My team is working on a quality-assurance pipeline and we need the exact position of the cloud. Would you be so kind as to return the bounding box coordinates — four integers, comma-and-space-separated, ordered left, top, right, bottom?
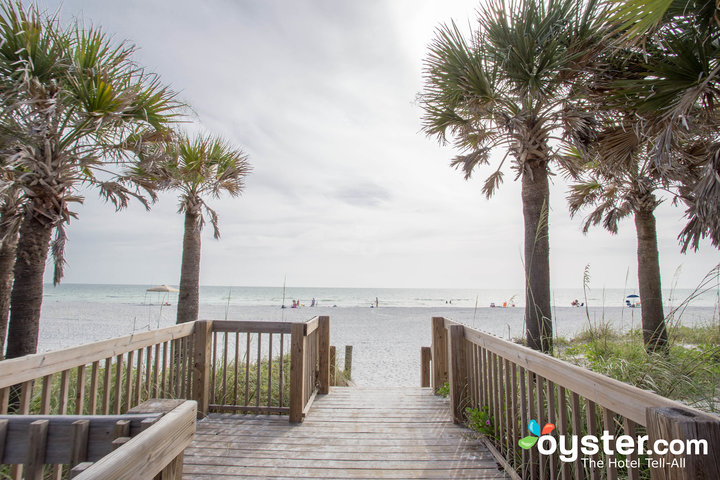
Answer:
32, 0, 720, 290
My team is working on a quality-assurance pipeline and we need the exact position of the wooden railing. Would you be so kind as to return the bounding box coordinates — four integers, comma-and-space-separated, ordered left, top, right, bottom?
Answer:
0, 399, 195, 480
0, 323, 196, 417
73, 400, 195, 480
193, 316, 329, 422
427, 317, 720, 480
0, 316, 330, 478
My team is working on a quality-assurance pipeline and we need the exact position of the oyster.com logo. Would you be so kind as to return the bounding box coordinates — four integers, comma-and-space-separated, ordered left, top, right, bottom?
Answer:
518, 419, 555, 449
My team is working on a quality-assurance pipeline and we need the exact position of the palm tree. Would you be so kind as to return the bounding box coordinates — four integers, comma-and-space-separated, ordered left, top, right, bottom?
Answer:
607, 0, 720, 252
566, 115, 675, 351
420, 0, 604, 352
133, 133, 250, 324
0, 2, 180, 359
0, 186, 22, 359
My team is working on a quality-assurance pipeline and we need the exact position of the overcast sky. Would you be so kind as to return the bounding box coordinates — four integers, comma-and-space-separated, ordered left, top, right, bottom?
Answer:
36, 0, 718, 290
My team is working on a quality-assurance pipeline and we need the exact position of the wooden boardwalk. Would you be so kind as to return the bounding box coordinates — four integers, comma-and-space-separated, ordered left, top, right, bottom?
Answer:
183, 387, 509, 479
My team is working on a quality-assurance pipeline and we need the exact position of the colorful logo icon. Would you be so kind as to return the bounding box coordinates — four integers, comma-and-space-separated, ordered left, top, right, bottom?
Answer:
518, 419, 555, 449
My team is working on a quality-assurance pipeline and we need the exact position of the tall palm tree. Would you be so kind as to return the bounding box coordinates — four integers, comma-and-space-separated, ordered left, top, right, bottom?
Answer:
0, 186, 22, 359
420, 0, 604, 352
0, 2, 180, 359
133, 133, 250, 324
566, 115, 675, 351
607, 0, 720, 252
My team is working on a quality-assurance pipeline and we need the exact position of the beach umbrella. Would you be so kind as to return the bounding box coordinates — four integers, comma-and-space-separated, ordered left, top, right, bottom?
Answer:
146, 284, 179, 292
626, 294, 639, 298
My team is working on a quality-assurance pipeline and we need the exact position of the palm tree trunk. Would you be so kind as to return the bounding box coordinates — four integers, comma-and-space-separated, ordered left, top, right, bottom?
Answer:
0, 219, 20, 360
634, 208, 668, 352
5, 212, 53, 359
522, 162, 553, 353
177, 209, 201, 324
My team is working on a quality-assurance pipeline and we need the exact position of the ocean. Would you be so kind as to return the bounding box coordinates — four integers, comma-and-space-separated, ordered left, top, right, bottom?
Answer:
35, 283, 719, 386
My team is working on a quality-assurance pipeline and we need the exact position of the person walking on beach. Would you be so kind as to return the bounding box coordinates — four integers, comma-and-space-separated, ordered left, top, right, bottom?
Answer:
375, 297, 379, 308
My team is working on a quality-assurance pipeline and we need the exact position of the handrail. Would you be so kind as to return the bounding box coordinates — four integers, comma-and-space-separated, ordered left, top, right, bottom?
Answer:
73, 400, 196, 480
193, 316, 329, 422
429, 316, 720, 480
444, 317, 692, 426
0, 322, 195, 390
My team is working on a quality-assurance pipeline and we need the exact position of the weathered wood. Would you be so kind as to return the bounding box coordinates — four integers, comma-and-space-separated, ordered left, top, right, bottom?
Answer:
155, 452, 184, 480
191, 320, 212, 418
344, 345, 353, 380
570, 392, 583, 480
70, 420, 89, 467
420, 346, 431, 388
211, 320, 293, 334
431, 317, 448, 394
459, 320, 701, 426
0, 418, 7, 463
76, 364, 87, 415
624, 418, 640, 480
18, 380, 33, 414
279, 333, 285, 407
113, 355, 123, 414
73, 401, 196, 480
585, 399, 600, 480
113, 420, 130, 440
111, 437, 131, 450
289, 323, 306, 423
0, 387, 8, 414
40, 374, 52, 414
646, 406, 720, 480
89, 362, 99, 415
128, 398, 186, 415
329, 346, 336, 386
102, 357, 112, 415
448, 325, 468, 424
602, 407, 618, 480
184, 388, 508, 479
124, 350, 135, 412
25, 419, 49, 480
0, 323, 195, 389
318, 316, 330, 394
69, 462, 92, 479
557, 386, 571, 480
304, 316, 319, 335
134, 348, 144, 406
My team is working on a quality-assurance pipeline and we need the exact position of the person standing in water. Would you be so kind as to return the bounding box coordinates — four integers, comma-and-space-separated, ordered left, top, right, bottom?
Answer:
375, 297, 379, 308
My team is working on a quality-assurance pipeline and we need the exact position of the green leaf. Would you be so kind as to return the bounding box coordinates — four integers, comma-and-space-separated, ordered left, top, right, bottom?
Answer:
518, 436, 538, 449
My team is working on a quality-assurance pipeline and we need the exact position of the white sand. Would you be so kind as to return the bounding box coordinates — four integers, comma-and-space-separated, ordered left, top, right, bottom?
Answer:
37, 303, 716, 386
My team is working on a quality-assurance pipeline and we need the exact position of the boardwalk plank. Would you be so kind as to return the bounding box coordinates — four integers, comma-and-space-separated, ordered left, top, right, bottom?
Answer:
183, 387, 510, 479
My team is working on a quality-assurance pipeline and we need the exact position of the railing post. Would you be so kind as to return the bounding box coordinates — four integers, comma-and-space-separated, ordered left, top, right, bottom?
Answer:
289, 323, 306, 423
646, 406, 720, 479
192, 320, 212, 418
329, 346, 336, 386
344, 345, 353, 380
431, 317, 448, 394
318, 316, 330, 394
420, 347, 431, 388
448, 324, 468, 424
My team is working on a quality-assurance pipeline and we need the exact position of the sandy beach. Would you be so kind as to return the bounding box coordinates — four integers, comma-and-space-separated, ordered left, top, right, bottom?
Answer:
38, 302, 717, 387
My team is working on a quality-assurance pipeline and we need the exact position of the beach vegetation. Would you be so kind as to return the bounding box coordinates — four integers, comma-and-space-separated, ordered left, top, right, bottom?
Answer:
558, 320, 720, 413
465, 405, 494, 437
437, 381, 450, 398
130, 132, 251, 324
0, 0, 181, 359
420, 0, 607, 353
